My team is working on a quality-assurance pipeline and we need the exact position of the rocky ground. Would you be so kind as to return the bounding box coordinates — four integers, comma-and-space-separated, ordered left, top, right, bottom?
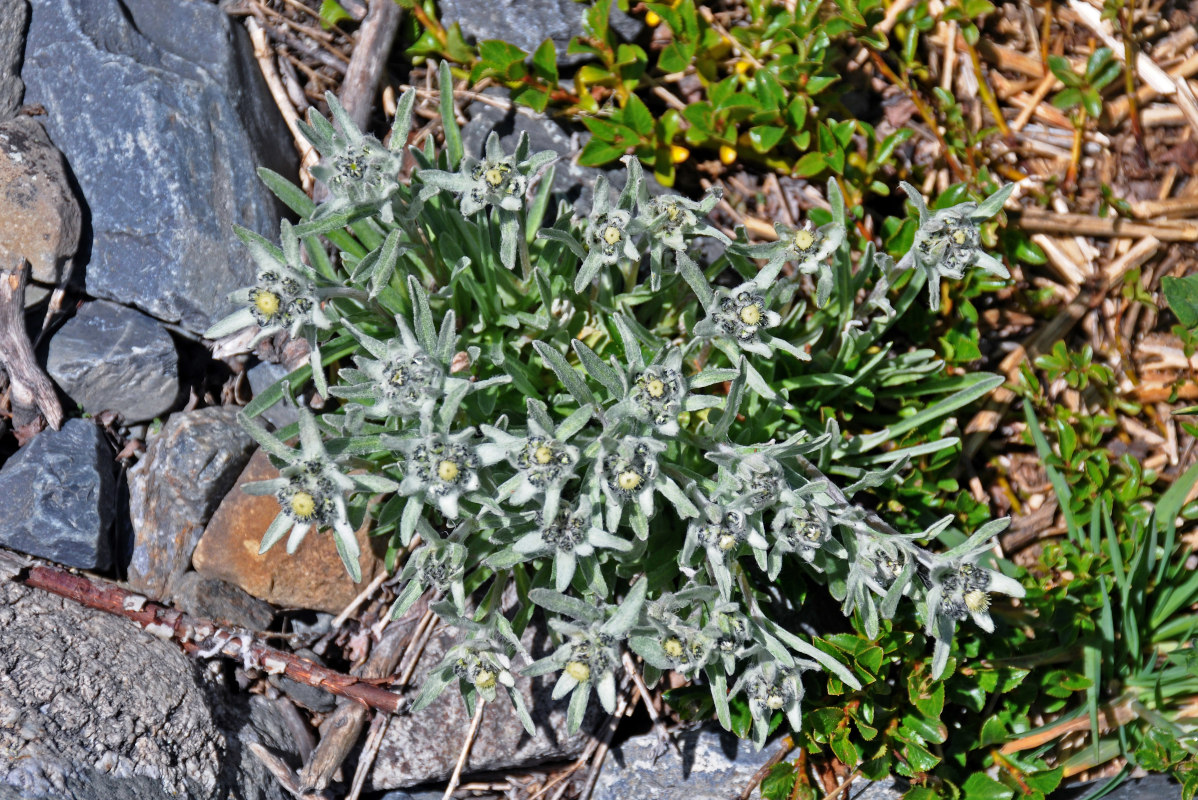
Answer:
0, 0, 1190, 799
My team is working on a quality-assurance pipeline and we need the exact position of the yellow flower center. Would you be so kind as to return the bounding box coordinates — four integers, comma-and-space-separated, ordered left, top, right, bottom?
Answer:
565, 661, 591, 682
951, 229, 968, 245
617, 470, 643, 491
290, 491, 316, 519
255, 291, 281, 317
438, 460, 460, 482
794, 229, 816, 252
765, 691, 786, 710
646, 378, 665, 398
718, 534, 738, 551
484, 167, 505, 187
964, 590, 990, 613
663, 638, 684, 658
474, 669, 496, 689
739, 304, 762, 326
602, 225, 622, 245
666, 204, 680, 221
534, 445, 554, 465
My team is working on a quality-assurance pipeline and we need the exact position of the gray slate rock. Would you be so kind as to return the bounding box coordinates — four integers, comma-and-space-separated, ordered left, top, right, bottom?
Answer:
171, 572, 275, 632
0, 0, 27, 120
0, 115, 81, 292
21, 0, 296, 334
1058, 774, 1183, 799
246, 361, 300, 430
0, 549, 288, 800
438, 0, 641, 67
369, 621, 597, 790
126, 405, 256, 600
593, 725, 903, 800
0, 419, 114, 570
46, 300, 179, 423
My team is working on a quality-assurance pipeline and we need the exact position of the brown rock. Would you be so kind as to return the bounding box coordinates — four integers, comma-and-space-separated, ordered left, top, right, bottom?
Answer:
192, 449, 385, 613
0, 116, 81, 287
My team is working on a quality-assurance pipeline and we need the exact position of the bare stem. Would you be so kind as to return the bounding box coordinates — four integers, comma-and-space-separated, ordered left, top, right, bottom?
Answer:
442, 699, 486, 800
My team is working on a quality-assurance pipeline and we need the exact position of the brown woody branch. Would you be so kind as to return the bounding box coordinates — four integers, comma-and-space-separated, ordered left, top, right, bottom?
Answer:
22, 564, 406, 715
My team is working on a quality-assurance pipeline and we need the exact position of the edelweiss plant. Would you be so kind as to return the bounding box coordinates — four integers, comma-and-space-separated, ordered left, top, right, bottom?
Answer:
207, 63, 1025, 750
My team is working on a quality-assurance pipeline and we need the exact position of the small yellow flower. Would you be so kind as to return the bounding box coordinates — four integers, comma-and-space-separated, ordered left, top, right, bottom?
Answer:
484, 166, 506, 187
739, 304, 762, 326
793, 229, 815, 252
645, 9, 661, 26
719, 145, 737, 165
438, 460, 460, 482
254, 290, 281, 318
964, 590, 990, 613
535, 445, 554, 465
670, 145, 690, 164
474, 669, 496, 690
290, 491, 316, 519
617, 470, 643, 491
662, 638, 684, 658
565, 661, 591, 682
646, 378, 665, 398
602, 225, 622, 245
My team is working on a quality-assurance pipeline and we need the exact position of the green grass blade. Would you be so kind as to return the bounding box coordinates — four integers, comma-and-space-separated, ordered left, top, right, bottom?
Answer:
1152, 460, 1198, 584
1023, 398, 1082, 543
439, 60, 463, 168
855, 374, 1002, 451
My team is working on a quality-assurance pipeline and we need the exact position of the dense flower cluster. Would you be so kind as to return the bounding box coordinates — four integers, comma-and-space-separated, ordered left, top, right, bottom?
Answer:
207, 71, 1024, 747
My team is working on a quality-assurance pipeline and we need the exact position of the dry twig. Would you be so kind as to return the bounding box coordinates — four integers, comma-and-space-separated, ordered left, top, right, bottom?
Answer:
0, 260, 62, 431
442, 699, 487, 800
339, 0, 403, 130
247, 17, 318, 191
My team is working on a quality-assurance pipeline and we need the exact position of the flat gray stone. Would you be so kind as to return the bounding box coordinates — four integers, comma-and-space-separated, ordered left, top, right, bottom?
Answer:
245, 361, 300, 430
593, 725, 904, 800
126, 405, 256, 600
21, 0, 296, 334
171, 572, 275, 632
46, 300, 179, 423
0, 550, 288, 800
1058, 774, 1183, 799
0, 0, 27, 120
593, 725, 782, 800
0, 419, 115, 570
438, 0, 641, 67
368, 621, 597, 790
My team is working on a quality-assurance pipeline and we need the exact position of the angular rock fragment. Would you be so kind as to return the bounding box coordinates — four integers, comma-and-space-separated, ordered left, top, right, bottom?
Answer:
0, 419, 115, 569
126, 405, 255, 600
21, 0, 296, 334
46, 300, 180, 424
